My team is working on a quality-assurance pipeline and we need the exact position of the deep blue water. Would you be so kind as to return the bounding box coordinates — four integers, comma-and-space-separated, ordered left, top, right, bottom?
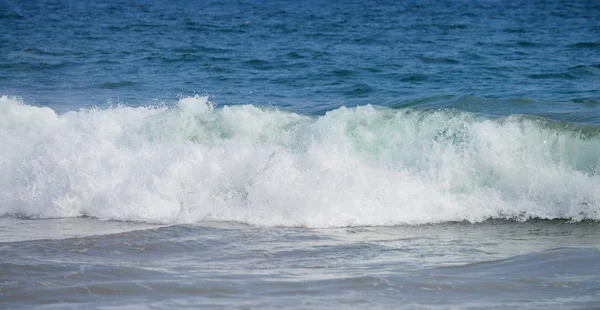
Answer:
2, 0, 599, 117
2, 1, 600, 309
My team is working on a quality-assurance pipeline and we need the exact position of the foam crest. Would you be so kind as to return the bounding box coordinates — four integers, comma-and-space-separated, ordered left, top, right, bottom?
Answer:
1, 95, 599, 227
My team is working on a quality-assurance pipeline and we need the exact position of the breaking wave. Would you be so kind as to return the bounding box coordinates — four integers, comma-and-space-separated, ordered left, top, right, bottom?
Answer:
1, 95, 599, 227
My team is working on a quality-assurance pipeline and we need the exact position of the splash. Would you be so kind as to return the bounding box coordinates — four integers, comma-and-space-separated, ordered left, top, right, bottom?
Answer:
1, 95, 599, 227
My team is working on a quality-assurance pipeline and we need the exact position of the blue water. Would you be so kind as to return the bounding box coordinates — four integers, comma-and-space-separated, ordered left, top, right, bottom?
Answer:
1, 0, 600, 309
2, 0, 599, 116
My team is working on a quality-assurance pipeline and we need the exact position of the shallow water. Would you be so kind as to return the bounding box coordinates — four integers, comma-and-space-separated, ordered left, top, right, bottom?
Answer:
1, 219, 599, 309
1, 0, 600, 308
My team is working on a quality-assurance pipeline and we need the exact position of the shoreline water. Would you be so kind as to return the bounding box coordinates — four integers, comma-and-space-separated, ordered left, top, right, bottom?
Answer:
1, 218, 599, 309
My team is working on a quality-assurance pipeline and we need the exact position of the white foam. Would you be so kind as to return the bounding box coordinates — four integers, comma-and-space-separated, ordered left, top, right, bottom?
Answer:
1, 95, 599, 227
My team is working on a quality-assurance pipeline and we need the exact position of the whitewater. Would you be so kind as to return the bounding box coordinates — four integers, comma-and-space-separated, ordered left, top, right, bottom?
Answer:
2, 95, 599, 227
3, 0, 600, 308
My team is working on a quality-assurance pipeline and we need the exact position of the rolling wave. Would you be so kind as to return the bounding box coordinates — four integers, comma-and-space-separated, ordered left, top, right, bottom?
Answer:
1, 95, 599, 227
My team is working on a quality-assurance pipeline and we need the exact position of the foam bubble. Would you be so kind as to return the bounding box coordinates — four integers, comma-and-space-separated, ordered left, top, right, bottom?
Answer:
1, 95, 599, 227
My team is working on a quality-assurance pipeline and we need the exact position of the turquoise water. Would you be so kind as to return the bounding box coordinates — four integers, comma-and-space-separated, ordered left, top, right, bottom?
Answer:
1, 0, 600, 309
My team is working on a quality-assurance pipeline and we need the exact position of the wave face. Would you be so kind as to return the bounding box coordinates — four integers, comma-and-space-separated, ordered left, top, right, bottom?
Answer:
1, 95, 599, 227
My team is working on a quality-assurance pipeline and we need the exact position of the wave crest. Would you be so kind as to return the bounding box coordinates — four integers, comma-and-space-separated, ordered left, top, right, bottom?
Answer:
1, 95, 599, 227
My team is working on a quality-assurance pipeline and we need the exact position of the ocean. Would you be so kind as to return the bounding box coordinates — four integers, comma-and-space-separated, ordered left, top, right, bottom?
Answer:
1, 0, 599, 309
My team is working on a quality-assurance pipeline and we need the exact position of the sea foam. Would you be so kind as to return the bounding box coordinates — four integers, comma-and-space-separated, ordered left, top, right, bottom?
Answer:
1, 95, 599, 227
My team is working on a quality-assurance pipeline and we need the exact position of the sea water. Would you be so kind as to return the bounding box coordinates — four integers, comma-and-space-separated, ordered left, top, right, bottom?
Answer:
1, 0, 599, 309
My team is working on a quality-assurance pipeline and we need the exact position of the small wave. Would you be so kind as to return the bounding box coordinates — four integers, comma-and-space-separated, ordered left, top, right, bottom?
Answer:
328, 69, 355, 77
526, 72, 575, 80
2, 61, 78, 71
100, 81, 135, 89
1, 95, 599, 227
343, 83, 375, 96
515, 41, 546, 48
418, 56, 459, 65
173, 46, 232, 55
437, 248, 600, 278
502, 27, 526, 33
286, 52, 305, 59
400, 73, 428, 83
242, 59, 276, 70
443, 24, 467, 29
568, 64, 600, 76
568, 42, 600, 49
